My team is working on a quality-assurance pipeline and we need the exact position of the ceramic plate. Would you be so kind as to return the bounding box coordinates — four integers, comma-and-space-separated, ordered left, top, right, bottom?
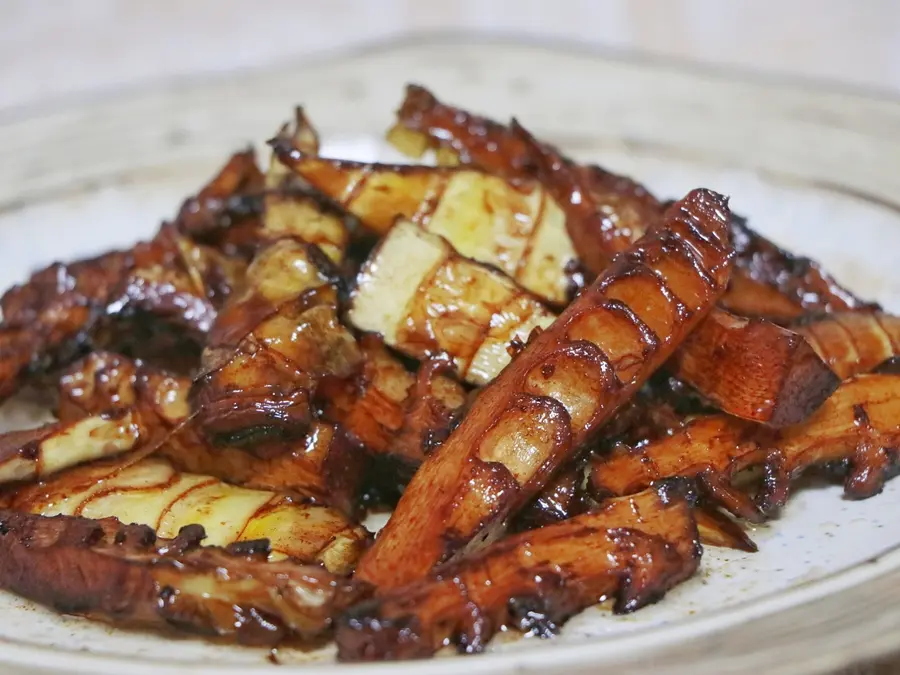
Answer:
1, 38, 899, 675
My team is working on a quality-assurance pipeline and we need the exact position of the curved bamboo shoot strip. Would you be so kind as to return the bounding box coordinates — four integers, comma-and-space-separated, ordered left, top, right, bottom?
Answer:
5, 456, 370, 574
590, 374, 900, 519
338, 487, 699, 661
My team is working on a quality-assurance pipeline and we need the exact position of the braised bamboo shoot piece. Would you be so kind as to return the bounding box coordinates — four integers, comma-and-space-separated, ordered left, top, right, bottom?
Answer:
0, 250, 132, 399
56, 351, 366, 514
319, 335, 467, 466
355, 188, 732, 589
0, 413, 143, 485
5, 456, 370, 574
795, 312, 900, 379
271, 137, 577, 305
722, 214, 876, 320
194, 239, 360, 446
668, 308, 839, 427
338, 487, 699, 660
349, 221, 556, 385
175, 149, 266, 258
590, 374, 900, 518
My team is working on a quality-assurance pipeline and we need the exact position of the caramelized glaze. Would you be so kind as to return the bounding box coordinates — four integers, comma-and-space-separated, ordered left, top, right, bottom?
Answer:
591, 374, 900, 518
338, 487, 698, 660
356, 189, 732, 590
0, 510, 366, 645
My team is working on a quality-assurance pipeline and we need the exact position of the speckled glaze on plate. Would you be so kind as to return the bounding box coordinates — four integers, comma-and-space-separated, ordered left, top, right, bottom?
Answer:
0, 37, 899, 675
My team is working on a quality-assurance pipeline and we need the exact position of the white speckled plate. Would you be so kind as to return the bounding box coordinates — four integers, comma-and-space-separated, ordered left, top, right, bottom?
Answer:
1, 37, 900, 675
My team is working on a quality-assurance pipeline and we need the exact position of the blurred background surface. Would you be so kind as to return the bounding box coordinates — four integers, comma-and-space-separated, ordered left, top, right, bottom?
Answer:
2, 0, 900, 114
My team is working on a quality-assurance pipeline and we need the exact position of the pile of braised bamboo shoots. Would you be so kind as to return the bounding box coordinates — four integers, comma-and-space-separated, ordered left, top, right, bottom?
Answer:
0, 85, 896, 661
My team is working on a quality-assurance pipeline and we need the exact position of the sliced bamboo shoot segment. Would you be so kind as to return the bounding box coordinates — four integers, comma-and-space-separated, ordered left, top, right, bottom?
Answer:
350, 220, 555, 385
272, 140, 577, 305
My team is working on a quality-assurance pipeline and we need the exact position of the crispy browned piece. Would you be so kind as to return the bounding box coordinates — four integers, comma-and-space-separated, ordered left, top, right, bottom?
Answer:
591, 415, 764, 521
275, 107, 320, 157
387, 83, 537, 176
794, 312, 900, 379
319, 336, 466, 466
0, 510, 366, 646
511, 119, 662, 273
57, 350, 185, 423
175, 149, 266, 259
514, 471, 756, 552
0, 249, 132, 399
389, 84, 661, 263
669, 308, 839, 427
0, 220, 249, 401
176, 121, 358, 266
6, 454, 370, 573
513, 460, 756, 552
720, 215, 876, 321
337, 487, 699, 661
319, 339, 469, 506
0, 327, 49, 399
194, 239, 360, 447
356, 189, 732, 589
263, 111, 362, 264
56, 351, 365, 514
590, 374, 900, 519
1, 251, 131, 329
